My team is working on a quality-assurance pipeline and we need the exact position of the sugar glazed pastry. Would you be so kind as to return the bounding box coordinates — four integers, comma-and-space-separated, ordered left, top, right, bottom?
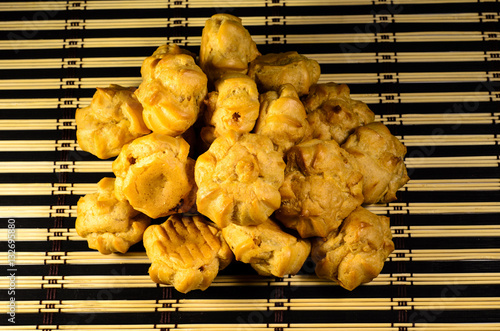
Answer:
303, 83, 375, 144
135, 44, 208, 136
75, 84, 150, 159
222, 218, 311, 277
312, 206, 394, 291
342, 122, 410, 204
200, 14, 260, 85
195, 132, 285, 228
248, 51, 321, 96
201, 73, 260, 146
276, 139, 364, 238
112, 133, 196, 219
75, 177, 151, 254
143, 215, 233, 293
253, 84, 309, 154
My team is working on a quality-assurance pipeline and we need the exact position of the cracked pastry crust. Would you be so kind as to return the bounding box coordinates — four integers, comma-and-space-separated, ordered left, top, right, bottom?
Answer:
275, 139, 364, 238
303, 83, 375, 144
342, 121, 410, 204
248, 51, 321, 96
75, 177, 151, 254
135, 44, 208, 136
143, 215, 233, 293
195, 131, 285, 228
201, 73, 260, 146
253, 84, 309, 154
200, 14, 260, 85
112, 133, 196, 219
222, 218, 311, 277
311, 206, 395, 291
75, 84, 150, 159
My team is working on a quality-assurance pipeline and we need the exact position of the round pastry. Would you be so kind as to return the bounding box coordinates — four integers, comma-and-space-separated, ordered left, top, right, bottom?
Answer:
75, 177, 151, 254
195, 131, 285, 228
143, 215, 233, 293
135, 44, 208, 136
253, 84, 309, 153
75, 84, 150, 159
200, 14, 260, 85
311, 206, 395, 291
303, 82, 375, 144
276, 139, 364, 238
112, 133, 196, 219
201, 73, 260, 146
341, 121, 410, 204
248, 51, 321, 96
222, 218, 311, 277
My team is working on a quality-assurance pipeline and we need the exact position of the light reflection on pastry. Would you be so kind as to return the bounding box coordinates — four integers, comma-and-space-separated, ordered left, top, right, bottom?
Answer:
311, 206, 394, 291
200, 14, 260, 85
222, 218, 311, 277
143, 215, 233, 293
201, 73, 260, 146
276, 139, 364, 238
112, 133, 196, 219
248, 51, 320, 96
303, 82, 375, 144
75, 84, 150, 159
253, 84, 309, 153
135, 44, 207, 136
342, 121, 410, 204
75, 177, 151, 254
195, 132, 285, 228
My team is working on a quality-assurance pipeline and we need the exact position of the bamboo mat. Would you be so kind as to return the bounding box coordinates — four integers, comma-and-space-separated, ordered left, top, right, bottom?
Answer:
1, 0, 499, 330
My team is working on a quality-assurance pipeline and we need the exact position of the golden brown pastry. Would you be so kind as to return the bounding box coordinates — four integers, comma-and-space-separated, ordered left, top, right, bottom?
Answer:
195, 131, 285, 228
200, 14, 260, 85
143, 215, 233, 293
312, 206, 394, 291
135, 44, 208, 136
112, 133, 196, 219
253, 84, 309, 153
342, 122, 410, 204
303, 83, 375, 144
222, 218, 310, 277
75, 177, 151, 254
75, 84, 150, 159
276, 139, 364, 238
248, 51, 321, 96
201, 73, 260, 145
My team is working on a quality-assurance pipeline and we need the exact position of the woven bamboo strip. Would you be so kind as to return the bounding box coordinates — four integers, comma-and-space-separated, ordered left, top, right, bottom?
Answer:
1, 178, 497, 197
3, 224, 500, 242
2, 51, 497, 70
2, 31, 498, 51
2, 134, 498, 152
0, 119, 75, 130
1, 297, 499, 314
1, 323, 500, 331
1, 249, 499, 266
0, 161, 113, 173
2, 273, 500, 290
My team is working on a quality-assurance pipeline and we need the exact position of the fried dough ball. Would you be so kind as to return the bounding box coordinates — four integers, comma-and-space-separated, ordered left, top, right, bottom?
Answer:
143, 215, 233, 293
112, 133, 196, 219
304, 83, 375, 144
75, 177, 151, 254
312, 206, 394, 291
75, 84, 150, 159
276, 139, 364, 238
135, 44, 208, 136
201, 73, 260, 145
248, 51, 321, 96
342, 122, 410, 204
200, 14, 260, 85
253, 84, 309, 153
222, 218, 311, 277
195, 132, 285, 228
